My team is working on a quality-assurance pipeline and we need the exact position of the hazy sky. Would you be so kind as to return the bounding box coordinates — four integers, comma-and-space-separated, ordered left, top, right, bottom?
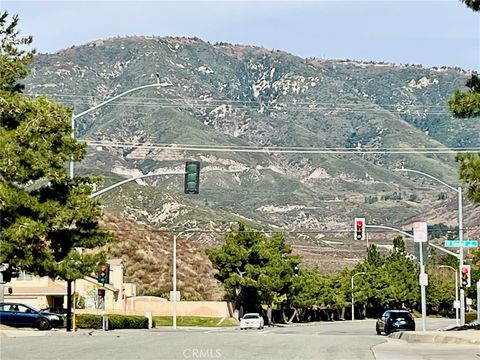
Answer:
3, 0, 480, 70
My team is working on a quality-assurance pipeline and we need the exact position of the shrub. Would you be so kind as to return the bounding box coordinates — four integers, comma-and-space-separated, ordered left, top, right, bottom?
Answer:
108, 315, 151, 329
76, 314, 152, 330
76, 314, 102, 329
465, 311, 477, 324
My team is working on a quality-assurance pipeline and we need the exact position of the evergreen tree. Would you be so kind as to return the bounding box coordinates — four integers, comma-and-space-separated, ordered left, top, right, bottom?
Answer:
207, 222, 300, 320
460, 0, 480, 11
449, 3, 480, 204
0, 12, 111, 281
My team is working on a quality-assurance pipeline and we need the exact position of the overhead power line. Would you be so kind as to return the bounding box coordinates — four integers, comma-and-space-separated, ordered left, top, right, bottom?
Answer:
83, 140, 480, 154
27, 93, 456, 115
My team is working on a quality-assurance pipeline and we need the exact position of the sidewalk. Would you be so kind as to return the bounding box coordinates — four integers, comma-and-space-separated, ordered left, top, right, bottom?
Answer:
0, 328, 69, 337
389, 330, 480, 345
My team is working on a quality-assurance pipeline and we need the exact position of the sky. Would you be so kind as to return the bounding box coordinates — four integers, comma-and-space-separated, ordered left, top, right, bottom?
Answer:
3, 0, 480, 70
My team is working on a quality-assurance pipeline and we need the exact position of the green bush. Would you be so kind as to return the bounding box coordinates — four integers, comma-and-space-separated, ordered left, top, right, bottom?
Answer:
465, 311, 477, 324
108, 315, 151, 329
76, 314, 102, 329
76, 314, 152, 329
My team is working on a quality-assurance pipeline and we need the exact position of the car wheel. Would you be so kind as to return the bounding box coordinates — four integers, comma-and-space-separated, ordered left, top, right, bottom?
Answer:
36, 318, 50, 331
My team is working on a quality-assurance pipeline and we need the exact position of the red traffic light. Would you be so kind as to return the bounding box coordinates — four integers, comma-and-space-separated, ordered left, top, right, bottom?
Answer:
354, 218, 366, 241
461, 265, 471, 287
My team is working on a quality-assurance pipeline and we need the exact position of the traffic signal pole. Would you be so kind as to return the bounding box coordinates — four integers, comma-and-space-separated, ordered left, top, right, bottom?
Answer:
366, 223, 461, 332
66, 280, 72, 332
477, 281, 480, 324
458, 186, 465, 326
394, 169, 465, 326
419, 240, 427, 332
173, 234, 177, 330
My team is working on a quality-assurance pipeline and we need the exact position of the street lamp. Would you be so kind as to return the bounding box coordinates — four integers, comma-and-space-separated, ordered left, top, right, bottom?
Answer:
439, 265, 459, 326
351, 272, 366, 321
66, 78, 173, 331
69, 76, 173, 179
170, 230, 195, 330
394, 167, 465, 325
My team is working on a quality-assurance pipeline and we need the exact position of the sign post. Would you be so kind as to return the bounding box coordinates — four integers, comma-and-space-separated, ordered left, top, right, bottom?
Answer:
413, 222, 428, 332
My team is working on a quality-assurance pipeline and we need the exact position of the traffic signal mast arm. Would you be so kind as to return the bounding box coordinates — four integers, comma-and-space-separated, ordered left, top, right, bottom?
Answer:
365, 224, 460, 259
89, 171, 186, 199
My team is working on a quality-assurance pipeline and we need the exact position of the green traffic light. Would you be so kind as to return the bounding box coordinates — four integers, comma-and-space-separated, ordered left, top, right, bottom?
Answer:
184, 161, 200, 194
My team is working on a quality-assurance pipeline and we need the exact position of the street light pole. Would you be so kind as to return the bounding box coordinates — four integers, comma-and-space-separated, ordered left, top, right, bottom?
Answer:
65, 79, 172, 332
351, 272, 366, 321
439, 265, 459, 326
394, 168, 465, 325
173, 233, 178, 330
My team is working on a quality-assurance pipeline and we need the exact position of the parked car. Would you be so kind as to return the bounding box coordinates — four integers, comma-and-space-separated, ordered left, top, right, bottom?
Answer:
40, 307, 68, 316
240, 313, 264, 330
0, 302, 63, 330
40, 307, 68, 325
376, 310, 415, 335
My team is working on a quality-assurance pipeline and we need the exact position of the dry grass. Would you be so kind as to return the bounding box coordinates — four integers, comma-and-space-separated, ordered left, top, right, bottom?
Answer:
101, 214, 224, 300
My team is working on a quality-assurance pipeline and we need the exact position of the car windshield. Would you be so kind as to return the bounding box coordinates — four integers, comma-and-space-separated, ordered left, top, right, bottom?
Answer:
243, 314, 259, 319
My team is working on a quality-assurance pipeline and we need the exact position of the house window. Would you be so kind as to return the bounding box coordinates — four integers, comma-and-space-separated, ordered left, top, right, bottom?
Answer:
16, 271, 33, 281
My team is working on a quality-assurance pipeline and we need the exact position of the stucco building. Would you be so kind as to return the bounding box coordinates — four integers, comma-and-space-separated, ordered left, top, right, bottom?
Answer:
2, 259, 136, 311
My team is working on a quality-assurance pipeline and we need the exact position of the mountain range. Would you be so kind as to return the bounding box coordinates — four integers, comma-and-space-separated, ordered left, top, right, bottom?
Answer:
24, 36, 480, 276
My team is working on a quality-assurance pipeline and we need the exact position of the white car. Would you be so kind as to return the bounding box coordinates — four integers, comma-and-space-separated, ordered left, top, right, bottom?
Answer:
240, 313, 264, 330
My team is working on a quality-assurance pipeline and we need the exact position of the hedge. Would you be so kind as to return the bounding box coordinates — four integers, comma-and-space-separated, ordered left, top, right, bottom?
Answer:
76, 314, 153, 329
465, 311, 478, 324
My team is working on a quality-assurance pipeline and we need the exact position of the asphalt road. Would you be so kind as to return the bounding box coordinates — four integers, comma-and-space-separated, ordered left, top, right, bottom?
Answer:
1, 319, 478, 360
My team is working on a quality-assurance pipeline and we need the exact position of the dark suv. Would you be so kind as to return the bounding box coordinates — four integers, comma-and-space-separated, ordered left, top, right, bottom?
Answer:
376, 310, 415, 335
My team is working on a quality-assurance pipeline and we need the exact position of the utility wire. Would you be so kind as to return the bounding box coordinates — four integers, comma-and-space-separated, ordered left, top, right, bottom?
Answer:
83, 141, 480, 154
27, 93, 457, 115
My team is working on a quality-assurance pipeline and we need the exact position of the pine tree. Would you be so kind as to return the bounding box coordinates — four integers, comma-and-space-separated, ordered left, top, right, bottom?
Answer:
460, 0, 480, 11
448, 3, 480, 204
0, 12, 111, 281
207, 222, 300, 320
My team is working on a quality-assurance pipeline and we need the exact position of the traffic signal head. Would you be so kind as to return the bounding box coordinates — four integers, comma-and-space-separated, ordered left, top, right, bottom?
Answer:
354, 218, 366, 241
97, 288, 105, 298
184, 161, 200, 194
461, 265, 471, 288
98, 264, 109, 285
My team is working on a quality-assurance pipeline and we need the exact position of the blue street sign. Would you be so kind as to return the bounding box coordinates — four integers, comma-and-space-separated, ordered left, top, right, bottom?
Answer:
444, 240, 478, 248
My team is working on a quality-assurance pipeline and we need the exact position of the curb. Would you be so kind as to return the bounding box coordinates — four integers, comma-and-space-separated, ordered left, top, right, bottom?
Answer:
389, 331, 480, 345
0, 329, 74, 338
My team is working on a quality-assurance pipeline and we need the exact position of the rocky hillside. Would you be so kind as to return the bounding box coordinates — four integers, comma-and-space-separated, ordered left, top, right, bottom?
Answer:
102, 213, 224, 300
25, 36, 480, 243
